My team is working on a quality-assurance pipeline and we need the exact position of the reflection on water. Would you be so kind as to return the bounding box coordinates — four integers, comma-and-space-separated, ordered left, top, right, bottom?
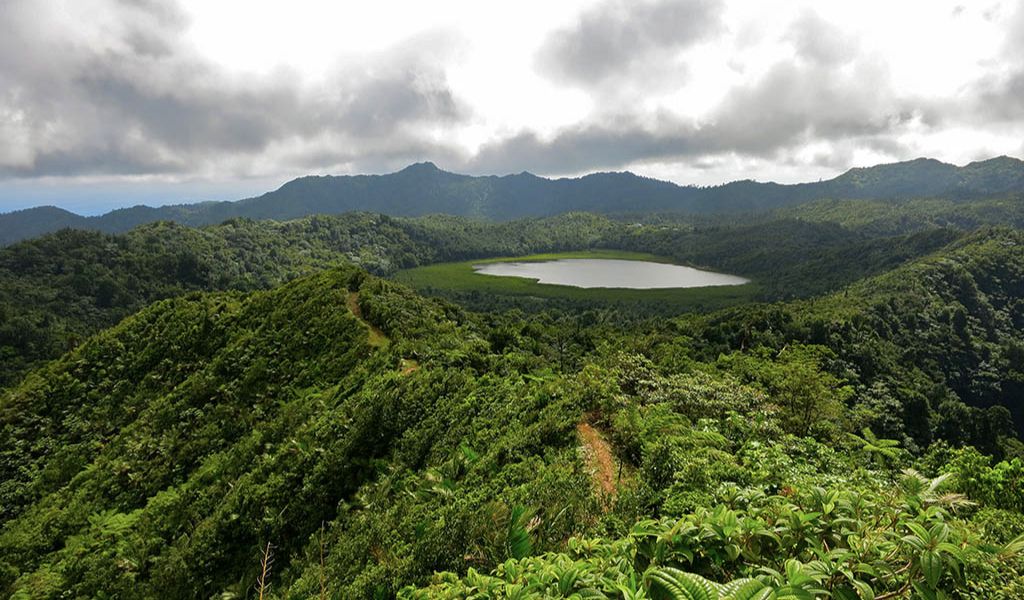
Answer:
472, 259, 749, 289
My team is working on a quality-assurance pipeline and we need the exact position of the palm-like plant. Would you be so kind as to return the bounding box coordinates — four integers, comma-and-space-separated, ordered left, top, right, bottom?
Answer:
644, 564, 822, 600
506, 505, 534, 560
847, 428, 901, 468
899, 469, 974, 511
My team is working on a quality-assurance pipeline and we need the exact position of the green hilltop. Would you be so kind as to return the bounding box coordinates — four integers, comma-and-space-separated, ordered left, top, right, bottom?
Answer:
2, 226, 1024, 597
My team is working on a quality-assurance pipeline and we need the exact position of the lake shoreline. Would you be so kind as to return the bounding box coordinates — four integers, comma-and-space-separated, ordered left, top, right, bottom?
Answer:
392, 249, 759, 312
472, 258, 750, 290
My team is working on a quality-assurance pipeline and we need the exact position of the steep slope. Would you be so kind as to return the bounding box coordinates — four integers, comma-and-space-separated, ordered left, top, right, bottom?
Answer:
0, 268, 561, 597
1, 207, 989, 391
674, 227, 1024, 450
3, 156, 1023, 245
0, 266, 597, 597
605, 219, 962, 299
826, 156, 1024, 199
777, 195, 1024, 236
3, 256, 1023, 597
0, 212, 615, 388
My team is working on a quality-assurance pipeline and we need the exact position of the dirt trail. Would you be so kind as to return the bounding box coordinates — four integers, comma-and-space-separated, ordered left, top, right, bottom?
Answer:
346, 292, 422, 374
577, 422, 618, 500
346, 292, 389, 347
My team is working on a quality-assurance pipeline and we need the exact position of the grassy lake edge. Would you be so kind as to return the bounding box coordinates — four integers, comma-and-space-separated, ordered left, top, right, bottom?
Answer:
391, 249, 760, 308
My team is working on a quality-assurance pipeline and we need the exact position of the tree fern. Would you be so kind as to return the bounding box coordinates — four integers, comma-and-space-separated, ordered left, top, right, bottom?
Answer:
847, 428, 900, 468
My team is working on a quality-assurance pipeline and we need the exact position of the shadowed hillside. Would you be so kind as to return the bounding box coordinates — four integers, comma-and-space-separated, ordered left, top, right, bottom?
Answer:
3, 156, 1023, 246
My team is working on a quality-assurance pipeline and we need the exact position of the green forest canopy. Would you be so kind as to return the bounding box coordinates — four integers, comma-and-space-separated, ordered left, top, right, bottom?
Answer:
1, 220, 1024, 597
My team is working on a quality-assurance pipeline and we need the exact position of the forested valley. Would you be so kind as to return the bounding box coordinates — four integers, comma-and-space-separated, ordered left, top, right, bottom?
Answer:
7, 0, 1024, 595
2, 193, 1024, 598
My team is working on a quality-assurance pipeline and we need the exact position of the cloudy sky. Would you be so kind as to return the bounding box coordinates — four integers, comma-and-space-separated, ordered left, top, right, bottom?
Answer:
2, 0, 1023, 214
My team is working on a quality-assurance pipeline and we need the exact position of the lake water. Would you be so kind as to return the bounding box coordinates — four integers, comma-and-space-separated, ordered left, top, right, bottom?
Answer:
472, 259, 749, 289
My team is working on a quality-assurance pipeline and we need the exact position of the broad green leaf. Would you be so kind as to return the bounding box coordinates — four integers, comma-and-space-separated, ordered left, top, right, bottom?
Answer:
644, 567, 716, 600
850, 579, 875, 600
920, 550, 942, 589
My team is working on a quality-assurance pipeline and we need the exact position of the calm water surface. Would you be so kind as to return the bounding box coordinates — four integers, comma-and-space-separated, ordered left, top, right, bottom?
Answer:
472, 259, 749, 289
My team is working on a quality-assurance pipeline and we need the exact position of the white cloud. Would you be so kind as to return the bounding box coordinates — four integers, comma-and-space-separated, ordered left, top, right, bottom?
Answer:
1, 0, 1023, 208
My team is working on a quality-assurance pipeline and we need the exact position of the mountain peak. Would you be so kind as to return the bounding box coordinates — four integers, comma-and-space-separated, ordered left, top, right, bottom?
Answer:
3, 155, 1023, 246
8, 205, 79, 217
398, 161, 442, 174
841, 157, 949, 173
966, 155, 1024, 168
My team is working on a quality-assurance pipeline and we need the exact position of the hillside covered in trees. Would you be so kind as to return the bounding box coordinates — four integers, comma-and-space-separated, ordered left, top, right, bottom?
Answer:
3, 156, 1023, 246
10, 194, 1024, 390
1, 218, 1024, 598
0, 212, 615, 387
6, 1, 1024, 596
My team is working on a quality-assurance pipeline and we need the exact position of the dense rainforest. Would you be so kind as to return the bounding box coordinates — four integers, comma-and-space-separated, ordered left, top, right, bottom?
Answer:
0, 212, 617, 387
2, 189, 1024, 597
6, 192, 1024, 389
0, 198, 1019, 593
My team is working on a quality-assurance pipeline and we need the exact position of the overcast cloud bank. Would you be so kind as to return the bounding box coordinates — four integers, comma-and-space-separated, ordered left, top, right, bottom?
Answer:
1, 0, 1023, 210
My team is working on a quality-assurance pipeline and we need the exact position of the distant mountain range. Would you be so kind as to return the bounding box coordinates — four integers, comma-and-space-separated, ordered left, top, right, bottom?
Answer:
2, 155, 1023, 246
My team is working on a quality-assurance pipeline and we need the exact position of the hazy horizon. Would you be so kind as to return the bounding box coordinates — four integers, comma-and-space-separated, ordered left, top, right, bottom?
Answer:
3, 0, 1024, 213
4, 153, 1023, 217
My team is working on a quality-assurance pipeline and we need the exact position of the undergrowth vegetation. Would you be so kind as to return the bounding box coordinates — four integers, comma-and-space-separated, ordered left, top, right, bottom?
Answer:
1, 217, 1024, 597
